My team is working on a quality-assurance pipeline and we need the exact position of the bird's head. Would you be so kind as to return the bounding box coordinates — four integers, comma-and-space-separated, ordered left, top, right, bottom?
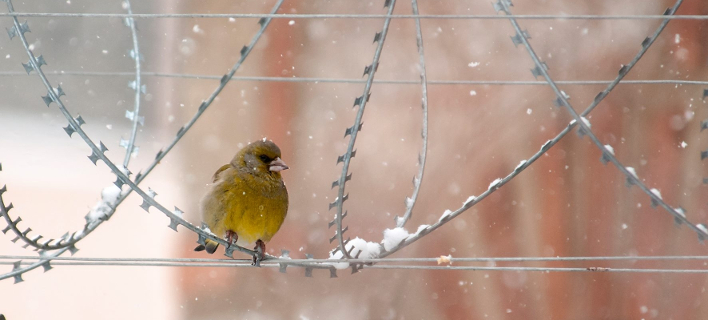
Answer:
232, 139, 289, 178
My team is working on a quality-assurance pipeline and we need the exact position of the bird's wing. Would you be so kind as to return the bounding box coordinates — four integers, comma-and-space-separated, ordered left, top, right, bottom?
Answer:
212, 164, 232, 183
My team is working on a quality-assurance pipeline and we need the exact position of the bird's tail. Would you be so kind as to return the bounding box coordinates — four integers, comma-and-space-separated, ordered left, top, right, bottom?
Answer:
194, 239, 219, 254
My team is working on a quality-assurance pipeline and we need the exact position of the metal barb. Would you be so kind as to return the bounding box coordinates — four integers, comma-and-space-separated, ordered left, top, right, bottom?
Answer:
139, 188, 158, 212
168, 218, 179, 231
87, 151, 101, 165
55, 85, 65, 97
510, 30, 531, 47
41, 94, 52, 107
11, 261, 23, 283
328, 211, 347, 228
492, 0, 504, 13
651, 197, 661, 208
196, 226, 207, 247
530, 62, 548, 79
114, 175, 126, 189
641, 37, 651, 48
304, 254, 314, 277
618, 64, 629, 76
6, 19, 28, 40
553, 96, 565, 108
18, 19, 28, 34
329, 226, 348, 243
223, 245, 235, 259
353, 95, 363, 108
600, 151, 612, 165
62, 122, 78, 140
40, 260, 52, 272
139, 200, 151, 212
6, 26, 16, 39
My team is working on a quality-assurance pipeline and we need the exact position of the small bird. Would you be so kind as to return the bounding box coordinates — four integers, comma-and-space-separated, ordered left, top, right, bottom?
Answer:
194, 139, 289, 266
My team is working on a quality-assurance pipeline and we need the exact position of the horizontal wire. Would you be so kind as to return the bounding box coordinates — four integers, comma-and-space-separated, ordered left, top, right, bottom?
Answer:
364, 265, 708, 273
0, 261, 271, 268
3, 255, 708, 264
2, 256, 706, 274
2, 13, 708, 20
0, 71, 705, 86
0, 260, 705, 274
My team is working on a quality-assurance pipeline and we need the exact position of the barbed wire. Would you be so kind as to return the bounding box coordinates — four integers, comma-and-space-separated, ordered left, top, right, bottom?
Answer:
0, 0, 146, 255
1, 255, 707, 274
3, 12, 708, 20
120, 0, 144, 168
497, 0, 708, 241
364, 0, 707, 262
5, 254, 708, 263
0, 0, 146, 283
0, 0, 334, 283
3, 71, 707, 86
1, 0, 706, 284
329, 0, 397, 260
395, 0, 428, 229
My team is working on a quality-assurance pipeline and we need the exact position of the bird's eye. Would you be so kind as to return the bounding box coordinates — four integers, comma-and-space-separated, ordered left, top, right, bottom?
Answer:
259, 155, 270, 163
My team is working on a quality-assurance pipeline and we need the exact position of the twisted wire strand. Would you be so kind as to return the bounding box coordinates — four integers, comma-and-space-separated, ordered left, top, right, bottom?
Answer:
1, 255, 707, 274
4, 254, 708, 263
1, 71, 708, 86
363, 265, 708, 273
1, 12, 708, 20
0, 262, 704, 274
121, 0, 143, 168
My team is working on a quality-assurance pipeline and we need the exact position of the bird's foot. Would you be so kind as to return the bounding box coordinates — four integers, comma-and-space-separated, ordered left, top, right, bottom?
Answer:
225, 230, 238, 248
252, 239, 265, 267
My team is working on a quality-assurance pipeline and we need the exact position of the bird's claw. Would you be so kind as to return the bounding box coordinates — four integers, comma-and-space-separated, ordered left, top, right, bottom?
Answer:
225, 230, 238, 248
252, 239, 265, 267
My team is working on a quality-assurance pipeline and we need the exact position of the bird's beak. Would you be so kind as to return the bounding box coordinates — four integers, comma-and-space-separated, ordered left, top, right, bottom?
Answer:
269, 157, 289, 172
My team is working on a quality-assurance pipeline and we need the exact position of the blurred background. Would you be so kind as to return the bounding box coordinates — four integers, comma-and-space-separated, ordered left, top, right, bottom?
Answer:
1, 0, 708, 319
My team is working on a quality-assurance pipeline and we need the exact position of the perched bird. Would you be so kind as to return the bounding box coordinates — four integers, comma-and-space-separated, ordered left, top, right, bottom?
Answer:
194, 139, 289, 266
